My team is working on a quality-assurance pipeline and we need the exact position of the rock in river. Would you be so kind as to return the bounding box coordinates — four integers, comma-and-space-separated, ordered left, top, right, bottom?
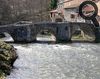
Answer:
0, 41, 17, 78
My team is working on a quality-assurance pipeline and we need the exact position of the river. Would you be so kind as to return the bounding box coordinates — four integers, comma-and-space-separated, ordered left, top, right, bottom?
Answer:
2, 35, 100, 79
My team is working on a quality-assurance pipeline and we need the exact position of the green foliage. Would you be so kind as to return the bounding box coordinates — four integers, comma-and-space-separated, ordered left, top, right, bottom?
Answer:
50, 0, 58, 9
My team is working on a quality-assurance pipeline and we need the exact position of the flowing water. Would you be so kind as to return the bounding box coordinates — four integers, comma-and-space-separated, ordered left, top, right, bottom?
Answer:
2, 35, 100, 79
6, 43, 100, 79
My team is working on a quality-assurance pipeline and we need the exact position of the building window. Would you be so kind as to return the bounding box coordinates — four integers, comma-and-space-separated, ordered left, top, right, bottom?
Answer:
71, 14, 75, 18
50, 13, 53, 17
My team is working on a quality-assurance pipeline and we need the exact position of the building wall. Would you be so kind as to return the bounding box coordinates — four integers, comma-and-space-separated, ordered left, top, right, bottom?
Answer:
57, 0, 82, 22
63, 8, 85, 22
53, 0, 100, 23
96, 1, 100, 16
50, 11, 64, 22
63, 0, 85, 8
63, 8, 76, 22
57, 0, 99, 22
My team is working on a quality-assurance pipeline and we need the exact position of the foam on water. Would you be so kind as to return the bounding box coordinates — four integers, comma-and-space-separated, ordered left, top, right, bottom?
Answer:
6, 43, 100, 79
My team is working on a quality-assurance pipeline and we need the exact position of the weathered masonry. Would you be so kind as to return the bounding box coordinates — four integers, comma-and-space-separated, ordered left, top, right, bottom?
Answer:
0, 22, 99, 43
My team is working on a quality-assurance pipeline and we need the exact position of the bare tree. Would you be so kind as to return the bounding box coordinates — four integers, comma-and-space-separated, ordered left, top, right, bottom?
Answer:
0, 0, 12, 24
0, 0, 51, 24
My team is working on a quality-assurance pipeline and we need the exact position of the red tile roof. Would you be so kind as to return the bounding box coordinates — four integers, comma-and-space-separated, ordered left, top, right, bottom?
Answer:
83, 5, 94, 12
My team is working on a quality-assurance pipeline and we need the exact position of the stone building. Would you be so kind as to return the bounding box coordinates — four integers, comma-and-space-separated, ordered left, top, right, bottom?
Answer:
50, 0, 100, 22
96, 1, 100, 23
50, 0, 100, 40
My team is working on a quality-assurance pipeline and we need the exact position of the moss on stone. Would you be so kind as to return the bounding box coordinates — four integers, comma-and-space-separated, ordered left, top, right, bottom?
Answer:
0, 41, 17, 78
0, 70, 6, 79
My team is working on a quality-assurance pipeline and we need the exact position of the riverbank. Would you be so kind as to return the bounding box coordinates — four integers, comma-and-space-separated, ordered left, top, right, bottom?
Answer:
0, 41, 17, 79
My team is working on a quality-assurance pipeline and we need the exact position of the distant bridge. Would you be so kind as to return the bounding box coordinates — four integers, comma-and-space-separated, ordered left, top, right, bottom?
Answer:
0, 22, 99, 43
